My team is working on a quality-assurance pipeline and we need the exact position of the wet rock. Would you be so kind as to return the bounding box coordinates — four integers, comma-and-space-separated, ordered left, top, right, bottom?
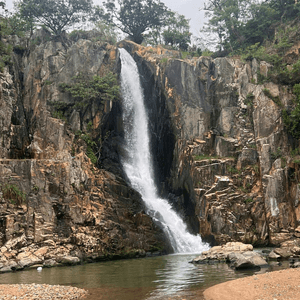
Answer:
56, 256, 80, 265
268, 250, 281, 260
0, 261, 18, 273
228, 251, 268, 270
274, 248, 293, 259
291, 262, 300, 268
43, 259, 57, 267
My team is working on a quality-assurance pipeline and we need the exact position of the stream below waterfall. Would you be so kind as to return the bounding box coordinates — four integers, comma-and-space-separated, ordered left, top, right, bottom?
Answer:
0, 253, 289, 300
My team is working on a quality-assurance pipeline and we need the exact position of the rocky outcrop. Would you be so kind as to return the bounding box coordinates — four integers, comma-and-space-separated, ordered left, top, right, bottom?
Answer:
191, 242, 267, 270
1, 28, 300, 273
120, 40, 300, 247
0, 32, 171, 273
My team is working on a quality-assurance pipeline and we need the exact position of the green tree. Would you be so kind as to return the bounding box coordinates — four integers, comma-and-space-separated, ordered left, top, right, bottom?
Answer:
98, 0, 168, 44
16, 0, 93, 35
202, 0, 253, 51
162, 11, 191, 50
202, 0, 300, 52
265, 0, 300, 22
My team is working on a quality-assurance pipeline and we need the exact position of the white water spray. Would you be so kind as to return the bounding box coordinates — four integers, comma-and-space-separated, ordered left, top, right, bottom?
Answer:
119, 48, 209, 253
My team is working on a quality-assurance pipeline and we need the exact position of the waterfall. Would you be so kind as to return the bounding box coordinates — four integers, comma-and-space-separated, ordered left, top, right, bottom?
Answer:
119, 48, 209, 254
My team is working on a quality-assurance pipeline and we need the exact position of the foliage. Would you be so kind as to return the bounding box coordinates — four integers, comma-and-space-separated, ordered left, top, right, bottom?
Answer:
253, 164, 259, 175
97, 0, 168, 44
270, 147, 282, 160
280, 59, 300, 85
290, 147, 300, 157
244, 92, 255, 106
60, 72, 119, 109
266, 0, 300, 21
227, 166, 239, 174
1, 183, 26, 206
201, 0, 300, 52
160, 57, 168, 64
201, 0, 254, 51
263, 88, 283, 107
52, 110, 67, 121
16, 0, 93, 35
75, 125, 98, 164
201, 49, 213, 57
282, 84, 300, 139
161, 11, 191, 50
0, 41, 12, 72
244, 197, 253, 204
240, 43, 282, 68
93, 21, 118, 44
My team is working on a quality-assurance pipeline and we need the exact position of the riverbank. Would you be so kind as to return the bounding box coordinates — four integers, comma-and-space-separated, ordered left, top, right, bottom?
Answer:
0, 283, 87, 299
203, 267, 300, 300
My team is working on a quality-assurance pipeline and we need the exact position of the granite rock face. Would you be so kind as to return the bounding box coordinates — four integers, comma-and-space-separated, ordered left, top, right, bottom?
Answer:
120, 40, 300, 247
1, 31, 300, 273
0, 33, 170, 272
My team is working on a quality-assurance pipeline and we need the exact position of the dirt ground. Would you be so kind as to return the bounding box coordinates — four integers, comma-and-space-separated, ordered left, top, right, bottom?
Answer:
203, 268, 300, 300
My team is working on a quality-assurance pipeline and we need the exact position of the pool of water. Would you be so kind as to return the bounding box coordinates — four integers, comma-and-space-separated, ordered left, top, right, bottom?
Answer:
0, 253, 289, 300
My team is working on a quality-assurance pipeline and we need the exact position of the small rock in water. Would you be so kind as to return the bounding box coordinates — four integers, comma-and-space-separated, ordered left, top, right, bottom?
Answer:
37, 266, 42, 272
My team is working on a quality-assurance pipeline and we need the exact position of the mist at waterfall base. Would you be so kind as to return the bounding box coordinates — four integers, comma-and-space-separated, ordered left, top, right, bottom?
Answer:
119, 48, 209, 254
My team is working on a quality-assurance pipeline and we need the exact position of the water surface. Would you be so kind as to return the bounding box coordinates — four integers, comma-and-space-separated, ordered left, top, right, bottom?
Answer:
0, 253, 288, 300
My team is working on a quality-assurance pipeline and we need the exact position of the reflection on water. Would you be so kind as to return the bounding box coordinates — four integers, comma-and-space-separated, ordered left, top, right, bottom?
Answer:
0, 254, 289, 300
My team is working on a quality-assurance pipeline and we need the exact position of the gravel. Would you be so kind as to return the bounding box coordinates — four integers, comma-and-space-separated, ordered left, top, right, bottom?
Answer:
0, 284, 87, 300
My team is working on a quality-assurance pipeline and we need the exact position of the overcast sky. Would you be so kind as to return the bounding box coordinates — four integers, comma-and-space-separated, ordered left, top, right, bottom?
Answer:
5, 0, 207, 37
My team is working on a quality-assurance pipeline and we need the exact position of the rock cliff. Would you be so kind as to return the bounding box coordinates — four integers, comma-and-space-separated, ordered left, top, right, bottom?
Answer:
1, 29, 300, 272
120, 39, 300, 247
0, 31, 169, 273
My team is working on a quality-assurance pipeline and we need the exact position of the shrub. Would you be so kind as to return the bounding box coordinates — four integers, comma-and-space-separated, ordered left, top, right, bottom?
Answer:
60, 72, 119, 109
1, 184, 26, 206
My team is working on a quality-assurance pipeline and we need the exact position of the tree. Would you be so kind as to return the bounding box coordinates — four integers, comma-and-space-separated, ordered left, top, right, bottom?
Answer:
98, 0, 168, 44
265, 0, 300, 22
201, 0, 300, 52
202, 0, 254, 51
16, 0, 93, 35
162, 11, 191, 50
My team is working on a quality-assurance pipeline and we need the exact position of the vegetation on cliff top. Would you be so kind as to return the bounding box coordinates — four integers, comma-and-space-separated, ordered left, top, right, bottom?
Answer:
202, 0, 300, 53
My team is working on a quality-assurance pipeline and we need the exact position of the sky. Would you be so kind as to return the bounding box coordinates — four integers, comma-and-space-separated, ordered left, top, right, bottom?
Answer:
5, 0, 207, 38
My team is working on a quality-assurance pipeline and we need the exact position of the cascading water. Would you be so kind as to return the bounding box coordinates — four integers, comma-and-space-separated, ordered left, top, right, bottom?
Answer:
119, 48, 209, 254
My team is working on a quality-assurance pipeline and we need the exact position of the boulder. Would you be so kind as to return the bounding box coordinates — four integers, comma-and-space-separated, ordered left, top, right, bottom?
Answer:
268, 250, 281, 260
192, 242, 260, 269
227, 251, 268, 270
0, 261, 18, 273
291, 262, 300, 268
274, 247, 293, 259
43, 259, 57, 267
56, 256, 80, 265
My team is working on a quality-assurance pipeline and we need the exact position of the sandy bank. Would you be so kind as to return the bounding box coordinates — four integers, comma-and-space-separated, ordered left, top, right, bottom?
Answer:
204, 268, 300, 300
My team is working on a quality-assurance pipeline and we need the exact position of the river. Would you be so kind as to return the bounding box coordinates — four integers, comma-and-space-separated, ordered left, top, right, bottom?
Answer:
0, 253, 288, 300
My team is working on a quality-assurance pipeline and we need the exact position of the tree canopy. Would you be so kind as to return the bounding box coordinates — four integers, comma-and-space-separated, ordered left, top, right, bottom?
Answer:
98, 0, 168, 44
162, 11, 191, 50
16, 0, 93, 35
202, 0, 300, 52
